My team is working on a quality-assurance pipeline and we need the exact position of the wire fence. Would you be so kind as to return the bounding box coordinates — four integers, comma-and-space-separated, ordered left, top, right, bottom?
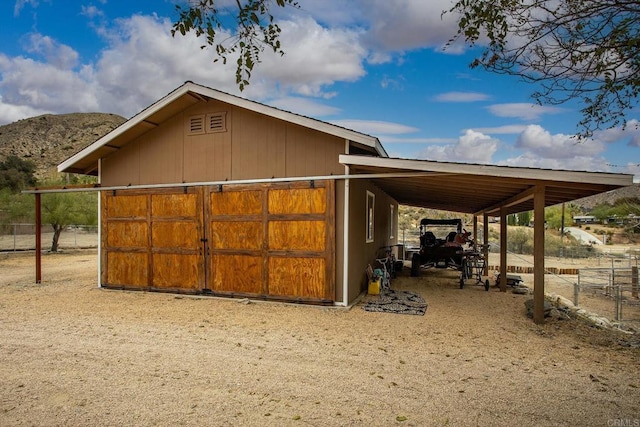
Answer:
577, 266, 640, 323
0, 224, 98, 252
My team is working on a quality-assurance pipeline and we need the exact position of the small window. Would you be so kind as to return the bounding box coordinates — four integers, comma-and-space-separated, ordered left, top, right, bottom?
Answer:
366, 191, 375, 243
207, 112, 226, 133
187, 115, 205, 135
389, 204, 395, 240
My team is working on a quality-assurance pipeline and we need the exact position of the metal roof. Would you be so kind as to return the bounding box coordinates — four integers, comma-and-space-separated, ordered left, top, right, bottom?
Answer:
340, 155, 634, 215
58, 81, 386, 175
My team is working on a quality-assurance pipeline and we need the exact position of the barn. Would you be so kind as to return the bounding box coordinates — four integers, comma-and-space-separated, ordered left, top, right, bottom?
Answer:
56, 81, 633, 318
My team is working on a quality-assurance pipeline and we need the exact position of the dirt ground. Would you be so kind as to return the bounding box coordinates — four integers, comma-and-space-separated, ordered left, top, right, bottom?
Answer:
1, 250, 640, 426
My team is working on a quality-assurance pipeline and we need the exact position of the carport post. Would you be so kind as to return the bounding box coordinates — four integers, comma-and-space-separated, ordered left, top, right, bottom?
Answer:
35, 192, 41, 284
499, 207, 507, 292
533, 185, 546, 324
483, 213, 489, 277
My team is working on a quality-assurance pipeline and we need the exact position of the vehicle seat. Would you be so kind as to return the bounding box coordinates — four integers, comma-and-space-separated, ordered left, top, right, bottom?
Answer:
446, 231, 457, 242
421, 231, 437, 247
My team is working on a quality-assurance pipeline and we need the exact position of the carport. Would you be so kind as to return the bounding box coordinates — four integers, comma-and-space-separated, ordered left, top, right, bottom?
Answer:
339, 154, 634, 324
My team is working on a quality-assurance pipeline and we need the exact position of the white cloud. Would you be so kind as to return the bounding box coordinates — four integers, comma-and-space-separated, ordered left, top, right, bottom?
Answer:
488, 103, 565, 121
24, 33, 79, 69
594, 119, 640, 146
331, 119, 419, 136
515, 124, 604, 159
498, 153, 612, 173
435, 92, 489, 102
0, 11, 375, 124
268, 97, 341, 117
471, 124, 529, 134
416, 129, 499, 163
355, 0, 461, 51
381, 137, 457, 144
256, 16, 367, 97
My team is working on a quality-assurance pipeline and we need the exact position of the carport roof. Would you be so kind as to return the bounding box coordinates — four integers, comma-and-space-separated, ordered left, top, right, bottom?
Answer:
340, 155, 634, 216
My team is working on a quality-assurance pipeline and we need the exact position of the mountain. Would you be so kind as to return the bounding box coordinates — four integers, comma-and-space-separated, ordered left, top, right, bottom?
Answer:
571, 183, 640, 210
0, 113, 126, 179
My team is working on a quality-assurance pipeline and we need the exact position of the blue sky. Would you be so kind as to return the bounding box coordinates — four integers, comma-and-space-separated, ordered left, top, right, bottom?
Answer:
1, 0, 638, 182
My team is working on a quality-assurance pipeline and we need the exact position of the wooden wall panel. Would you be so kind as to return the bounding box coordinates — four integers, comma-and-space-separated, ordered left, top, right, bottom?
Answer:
210, 190, 262, 216
268, 188, 326, 214
268, 220, 325, 251
152, 221, 199, 249
268, 257, 325, 298
211, 254, 263, 294
106, 222, 148, 248
106, 194, 147, 218
152, 253, 200, 289
152, 193, 198, 217
210, 221, 263, 250
106, 252, 148, 286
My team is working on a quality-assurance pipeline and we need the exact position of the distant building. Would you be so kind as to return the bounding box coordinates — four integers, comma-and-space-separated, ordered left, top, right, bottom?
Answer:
573, 215, 597, 225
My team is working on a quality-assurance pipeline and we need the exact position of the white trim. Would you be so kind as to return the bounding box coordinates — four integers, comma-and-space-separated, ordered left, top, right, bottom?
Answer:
97, 158, 102, 289
340, 154, 632, 186
341, 139, 350, 307
23, 172, 437, 194
366, 191, 375, 243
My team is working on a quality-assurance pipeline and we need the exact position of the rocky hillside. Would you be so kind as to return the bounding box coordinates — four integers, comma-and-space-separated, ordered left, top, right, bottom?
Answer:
572, 183, 640, 210
0, 113, 126, 178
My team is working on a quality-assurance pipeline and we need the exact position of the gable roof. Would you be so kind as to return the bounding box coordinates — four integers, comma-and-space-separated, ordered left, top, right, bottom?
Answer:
58, 81, 387, 175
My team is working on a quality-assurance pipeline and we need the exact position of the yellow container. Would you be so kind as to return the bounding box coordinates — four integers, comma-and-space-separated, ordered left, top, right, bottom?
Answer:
368, 278, 381, 295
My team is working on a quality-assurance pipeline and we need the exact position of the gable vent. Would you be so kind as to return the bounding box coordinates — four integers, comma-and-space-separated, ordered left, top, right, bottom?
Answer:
207, 112, 227, 133
188, 115, 205, 135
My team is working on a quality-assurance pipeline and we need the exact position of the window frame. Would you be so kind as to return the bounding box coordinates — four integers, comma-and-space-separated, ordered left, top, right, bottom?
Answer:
366, 191, 375, 243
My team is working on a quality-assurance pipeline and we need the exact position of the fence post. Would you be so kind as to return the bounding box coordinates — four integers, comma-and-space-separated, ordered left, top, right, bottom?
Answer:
632, 266, 638, 299
615, 285, 621, 322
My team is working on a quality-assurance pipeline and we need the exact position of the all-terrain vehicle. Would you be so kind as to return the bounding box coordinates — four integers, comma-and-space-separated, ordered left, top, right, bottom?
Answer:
410, 218, 490, 290
410, 218, 469, 276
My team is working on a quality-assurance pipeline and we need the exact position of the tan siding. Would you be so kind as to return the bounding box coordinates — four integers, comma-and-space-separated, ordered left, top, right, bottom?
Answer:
285, 124, 344, 177
101, 99, 347, 187
183, 102, 232, 182
346, 180, 398, 303
138, 115, 183, 184
231, 107, 286, 180
101, 140, 140, 186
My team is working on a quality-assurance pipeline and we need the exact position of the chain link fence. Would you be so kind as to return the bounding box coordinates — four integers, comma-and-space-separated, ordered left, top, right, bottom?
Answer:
0, 224, 98, 252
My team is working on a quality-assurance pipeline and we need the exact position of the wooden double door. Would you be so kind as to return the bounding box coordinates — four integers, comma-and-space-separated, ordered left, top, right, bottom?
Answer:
101, 180, 335, 303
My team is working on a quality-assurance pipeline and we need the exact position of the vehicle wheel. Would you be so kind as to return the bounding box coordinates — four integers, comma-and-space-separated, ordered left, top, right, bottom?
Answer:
411, 253, 420, 277
484, 279, 490, 291
459, 277, 464, 289
461, 258, 471, 280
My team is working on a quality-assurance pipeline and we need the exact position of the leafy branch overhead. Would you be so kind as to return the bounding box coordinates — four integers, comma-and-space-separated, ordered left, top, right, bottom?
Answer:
171, 0, 298, 91
446, 0, 640, 138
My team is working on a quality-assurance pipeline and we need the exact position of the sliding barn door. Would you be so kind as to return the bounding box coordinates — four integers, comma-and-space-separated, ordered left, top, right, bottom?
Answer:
206, 180, 335, 302
101, 188, 204, 291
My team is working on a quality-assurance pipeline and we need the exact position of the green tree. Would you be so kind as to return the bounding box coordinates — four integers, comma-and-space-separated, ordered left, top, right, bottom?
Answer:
0, 155, 36, 193
39, 176, 98, 252
1, 174, 99, 252
447, 0, 640, 138
171, 0, 298, 91
518, 211, 532, 227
